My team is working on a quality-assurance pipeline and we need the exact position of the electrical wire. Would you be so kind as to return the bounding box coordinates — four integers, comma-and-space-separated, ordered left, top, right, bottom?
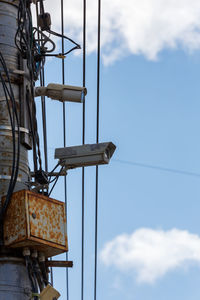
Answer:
48, 29, 80, 48
60, 0, 69, 298
0, 53, 20, 227
36, 0, 80, 60
26, 86, 43, 175
15, 0, 44, 179
32, 257, 45, 292
48, 162, 60, 180
81, 0, 86, 298
25, 256, 38, 299
41, 71, 48, 173
48, 166, 64, 197
36, 2, 49, 183
40, 29, 80, 58
15, 0, 44, 81
35, 1, 54, 285
36, 28, 80, 58
26, 88, 38, 173
94, 0, 101, 299
113, 159, 200, 178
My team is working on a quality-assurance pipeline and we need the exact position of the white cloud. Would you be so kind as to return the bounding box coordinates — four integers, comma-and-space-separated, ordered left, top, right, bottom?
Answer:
100, 228, 200, 283
36, 0, 200, 64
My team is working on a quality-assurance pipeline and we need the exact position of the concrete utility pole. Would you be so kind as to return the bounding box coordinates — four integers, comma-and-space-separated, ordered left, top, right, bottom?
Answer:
0, 0, 32, 298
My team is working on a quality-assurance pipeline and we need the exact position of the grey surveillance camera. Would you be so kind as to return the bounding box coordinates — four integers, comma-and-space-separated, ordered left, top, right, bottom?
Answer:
55, 142, 116, 169
35, 83, 87, 103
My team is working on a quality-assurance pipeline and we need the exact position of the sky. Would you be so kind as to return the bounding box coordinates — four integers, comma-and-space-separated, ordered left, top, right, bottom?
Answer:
32, 0, 200, 299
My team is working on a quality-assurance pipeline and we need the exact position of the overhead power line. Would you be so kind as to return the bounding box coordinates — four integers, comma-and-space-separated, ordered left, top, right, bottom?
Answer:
81, 0, 86, 299
60, 0, 69, 299
94, 0, 101, 299
113, 159, 200, 178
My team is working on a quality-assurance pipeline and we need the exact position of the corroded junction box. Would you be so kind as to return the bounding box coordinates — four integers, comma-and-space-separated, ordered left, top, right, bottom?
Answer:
2, 190, 68, 257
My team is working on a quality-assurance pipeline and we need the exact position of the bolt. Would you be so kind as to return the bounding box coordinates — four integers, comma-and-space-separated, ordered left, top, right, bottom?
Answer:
32, 212, 36, 219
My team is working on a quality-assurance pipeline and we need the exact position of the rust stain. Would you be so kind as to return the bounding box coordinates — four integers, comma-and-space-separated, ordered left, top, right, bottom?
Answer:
3, 190, 26, 245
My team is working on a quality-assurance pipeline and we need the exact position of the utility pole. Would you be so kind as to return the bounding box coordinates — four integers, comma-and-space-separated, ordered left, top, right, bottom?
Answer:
0, 0, 32, 299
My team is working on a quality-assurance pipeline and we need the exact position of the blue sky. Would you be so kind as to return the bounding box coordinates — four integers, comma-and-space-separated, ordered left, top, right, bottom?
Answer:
33, 1, 200, 299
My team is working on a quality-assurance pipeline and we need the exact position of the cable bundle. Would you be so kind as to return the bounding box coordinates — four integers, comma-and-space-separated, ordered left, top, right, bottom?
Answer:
24, 251, 49, 300
15, 0, 45, 187
15, 0, 44, 81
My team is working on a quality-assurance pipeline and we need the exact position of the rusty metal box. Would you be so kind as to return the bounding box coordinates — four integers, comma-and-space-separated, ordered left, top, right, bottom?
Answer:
2, 190, 68, 257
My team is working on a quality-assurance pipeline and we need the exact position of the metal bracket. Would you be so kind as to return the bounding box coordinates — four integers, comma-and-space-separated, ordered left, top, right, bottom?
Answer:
0, 175, 22, 182
0, 125, 29, 134
46, 260, 73, 268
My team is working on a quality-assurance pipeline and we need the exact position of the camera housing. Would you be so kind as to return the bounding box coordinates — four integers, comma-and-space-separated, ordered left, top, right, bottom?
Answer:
55, 142, 116, 169
35, 83, 87, 103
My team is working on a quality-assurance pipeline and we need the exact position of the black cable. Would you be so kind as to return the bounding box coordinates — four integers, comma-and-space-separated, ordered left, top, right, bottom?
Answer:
0, 53, 20, 224
48, 29, 80, 49
37, 0, 80, 59
81, 0, 86, 298
0, 75, 17, 213
48, 176, 59, 196
94, 166, 98, 300
39, 0, 45, 15
42, 46, 80, 58
16, 0, 44, 81
48, 162, 60, 181
40, 70, 48, 173
36, 2, 49, 182
94, 0, 101, 298
38, 29, 80, 58
16, 0, 44, 177
26, 88, 38, 173
49, 166, 64, 187
32, 95, 43, 171
25, 256, 39, 300
48, 166, 64, 197
0, 74, 16, 184
32, 257, 45, 292
60, 0, 69, 298
39, 260, 48, 286
49, 175, 60, 184
37, 29, 53, 281
113, 159, 200, 178
48, 163, 62, 184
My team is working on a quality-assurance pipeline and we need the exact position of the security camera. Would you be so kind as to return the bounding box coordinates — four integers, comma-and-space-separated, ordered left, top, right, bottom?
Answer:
55, 142, 116, 169
34, 83, 87, 103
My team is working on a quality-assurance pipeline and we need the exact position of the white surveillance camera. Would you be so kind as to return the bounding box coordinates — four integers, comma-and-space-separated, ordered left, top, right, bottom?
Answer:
55, 142, 116, 169
35, 83, 87, 103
